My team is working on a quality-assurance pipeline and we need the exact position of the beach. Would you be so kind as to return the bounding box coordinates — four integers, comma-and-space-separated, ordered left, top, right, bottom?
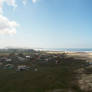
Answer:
47, 51, 92, 61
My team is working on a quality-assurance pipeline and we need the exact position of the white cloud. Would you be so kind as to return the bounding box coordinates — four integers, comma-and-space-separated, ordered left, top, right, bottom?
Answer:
22, 0, 38, 5
6, 0, 17, 8
0, 0, 18, 35
32, 0, 37, 3
0, 0, 4, 14
0, 7, 3, 14
0, 0, 17, 14
0, 0, 39, 35
0, 0, 38, 13
22, 0, 27, 5
0, 15, 19, 35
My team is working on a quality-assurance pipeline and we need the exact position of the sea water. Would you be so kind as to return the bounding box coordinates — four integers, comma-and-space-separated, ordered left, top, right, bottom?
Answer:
35, 48, 92, 52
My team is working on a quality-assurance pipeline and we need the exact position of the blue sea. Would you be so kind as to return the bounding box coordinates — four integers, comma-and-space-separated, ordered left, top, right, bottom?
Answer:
35, 48, 92, 52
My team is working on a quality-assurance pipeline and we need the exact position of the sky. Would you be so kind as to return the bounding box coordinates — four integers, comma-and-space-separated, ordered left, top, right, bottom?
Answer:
0, 0, 92, 48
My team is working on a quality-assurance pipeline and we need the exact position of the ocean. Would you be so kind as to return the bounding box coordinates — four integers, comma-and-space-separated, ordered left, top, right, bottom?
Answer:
35, 48, 92, 52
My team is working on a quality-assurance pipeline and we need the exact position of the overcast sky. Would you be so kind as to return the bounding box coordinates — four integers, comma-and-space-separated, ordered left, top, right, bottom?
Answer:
0, 0, 92, 48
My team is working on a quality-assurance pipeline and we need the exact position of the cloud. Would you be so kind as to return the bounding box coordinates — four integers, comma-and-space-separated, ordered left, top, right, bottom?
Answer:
0, 7, 3, 14
0, 15, 19, 35
22, 0, 27, 5
5, 0, 17, 8
0, 0, 38, 13
0, 0, 4, 14
0, 0, 38, 35
32, 0, 37, 3
0, 0, 18, 35
0, 0, 17, 14
22, 0, 38, 4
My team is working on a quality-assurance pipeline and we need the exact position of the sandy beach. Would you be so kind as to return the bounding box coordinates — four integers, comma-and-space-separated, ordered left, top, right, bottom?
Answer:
47, 51, 92, 62
66, 52, 92, 61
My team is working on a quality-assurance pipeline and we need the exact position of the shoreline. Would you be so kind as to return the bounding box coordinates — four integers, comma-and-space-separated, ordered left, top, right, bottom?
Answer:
45, 51, 92, 62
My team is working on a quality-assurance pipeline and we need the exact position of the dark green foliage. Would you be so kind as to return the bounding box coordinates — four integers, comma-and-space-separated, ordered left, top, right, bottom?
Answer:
0, 57, 85, 92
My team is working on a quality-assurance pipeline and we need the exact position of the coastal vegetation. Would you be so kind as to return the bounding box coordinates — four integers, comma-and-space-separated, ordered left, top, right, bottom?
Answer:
0, 49, 91, 92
